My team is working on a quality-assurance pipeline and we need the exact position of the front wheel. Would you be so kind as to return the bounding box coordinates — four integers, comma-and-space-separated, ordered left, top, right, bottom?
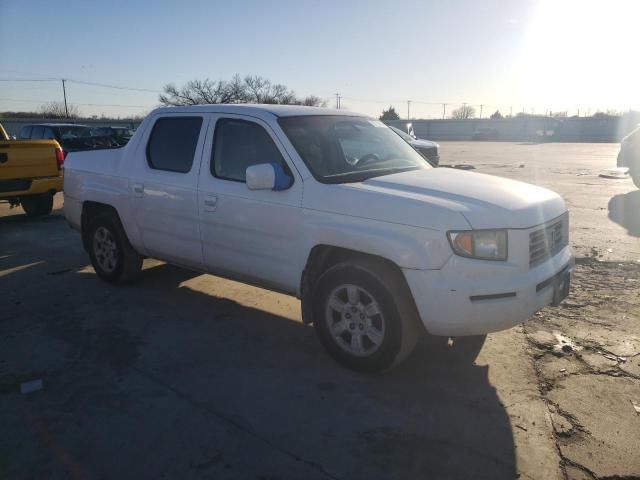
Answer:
21, 193, 53, 217
313, 262, 421, 372
86, 213, 142, 284
632, 169, 640, 189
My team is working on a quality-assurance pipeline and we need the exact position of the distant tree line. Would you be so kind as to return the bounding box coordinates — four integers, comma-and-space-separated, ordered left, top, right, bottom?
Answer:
378, 105, 635, 121
159, 74, 325, 107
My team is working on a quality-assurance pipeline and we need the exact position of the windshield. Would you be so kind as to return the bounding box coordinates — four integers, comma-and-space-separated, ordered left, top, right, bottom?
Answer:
278, 116, 430, 183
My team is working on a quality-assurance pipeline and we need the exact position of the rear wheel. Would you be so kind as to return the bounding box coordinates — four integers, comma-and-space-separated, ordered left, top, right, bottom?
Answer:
86, 212, 142, 284
313, 261, 421, 372
21, 193, 53, 217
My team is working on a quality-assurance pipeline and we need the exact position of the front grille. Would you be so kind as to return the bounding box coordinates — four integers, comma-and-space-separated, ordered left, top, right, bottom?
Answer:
418, 146, 438, 158
529, 218, 566, 266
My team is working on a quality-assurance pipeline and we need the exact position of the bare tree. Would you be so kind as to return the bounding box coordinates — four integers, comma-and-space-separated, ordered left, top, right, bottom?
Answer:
159, 79, 234, 106
450, 105, 476, 119
298, 95, 326, 107
39, 101, 79, 119
159, 74, 324, 107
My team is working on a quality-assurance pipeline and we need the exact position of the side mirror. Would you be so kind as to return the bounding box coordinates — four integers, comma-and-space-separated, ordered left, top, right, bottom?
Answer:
246, 163, 292, 191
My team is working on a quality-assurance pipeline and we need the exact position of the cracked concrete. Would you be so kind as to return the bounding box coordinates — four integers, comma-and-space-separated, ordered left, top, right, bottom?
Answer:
524, 260, 640, 479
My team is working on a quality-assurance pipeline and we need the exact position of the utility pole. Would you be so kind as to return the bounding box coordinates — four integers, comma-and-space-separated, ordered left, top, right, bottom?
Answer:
510, 106, 513, 117
335, 93, 341, 110
407, 100, 411, 120
462, 102, 468, 119
442, 103, 447, 119
61, 79, 69, 119
479, 104, 483, 119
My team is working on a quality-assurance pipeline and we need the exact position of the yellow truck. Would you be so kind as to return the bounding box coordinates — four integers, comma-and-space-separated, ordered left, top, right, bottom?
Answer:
0, 122, 64, 217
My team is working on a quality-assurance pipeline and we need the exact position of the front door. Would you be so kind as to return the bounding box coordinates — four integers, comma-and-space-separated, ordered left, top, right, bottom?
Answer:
197, 115, 303, 293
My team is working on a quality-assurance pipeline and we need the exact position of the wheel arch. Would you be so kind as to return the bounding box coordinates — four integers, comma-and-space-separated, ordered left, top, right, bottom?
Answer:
300, 244, 420, 327
80, 201, 122, 252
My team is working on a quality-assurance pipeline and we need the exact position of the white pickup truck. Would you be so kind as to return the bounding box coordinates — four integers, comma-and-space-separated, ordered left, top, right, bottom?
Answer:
64, 105, 573, 371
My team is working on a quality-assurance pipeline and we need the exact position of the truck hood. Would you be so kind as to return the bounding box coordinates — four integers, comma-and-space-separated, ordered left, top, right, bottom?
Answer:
307, 168, 566, 230
361, 169, 566, 229
410, 138, 439, 149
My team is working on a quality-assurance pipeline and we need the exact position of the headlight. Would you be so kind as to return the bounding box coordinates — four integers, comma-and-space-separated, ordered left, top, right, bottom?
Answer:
447, 230, 508, 260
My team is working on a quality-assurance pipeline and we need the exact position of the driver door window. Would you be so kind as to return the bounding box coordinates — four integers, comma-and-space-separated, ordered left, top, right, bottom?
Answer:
211, 118, 289, 182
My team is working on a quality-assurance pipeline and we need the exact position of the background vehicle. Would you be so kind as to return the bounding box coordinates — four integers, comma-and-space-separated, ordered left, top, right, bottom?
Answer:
64, 105, 572, 372
389, 125, 440, 166
617, 124, 640, 188
1, 122, 63, 217
19, 123, 119, 153
472, 127, 499, 141
90, 126, 135, 146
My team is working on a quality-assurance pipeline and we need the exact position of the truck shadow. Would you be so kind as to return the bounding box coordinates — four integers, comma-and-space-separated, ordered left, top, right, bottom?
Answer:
2, 255, 516, 479
608, 190, 640, 237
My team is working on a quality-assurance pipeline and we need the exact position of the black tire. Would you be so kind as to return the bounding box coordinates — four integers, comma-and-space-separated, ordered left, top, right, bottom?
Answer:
313, 260, 422, 372
21, 193, 53, 217
85, 212, 142, 284
632, 169, 640, 189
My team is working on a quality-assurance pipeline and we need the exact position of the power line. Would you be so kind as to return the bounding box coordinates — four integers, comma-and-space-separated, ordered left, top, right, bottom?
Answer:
0, 97, 153, 108
66, 79, 162, 93
0, 77, 162, 93
0, 78, 56, 82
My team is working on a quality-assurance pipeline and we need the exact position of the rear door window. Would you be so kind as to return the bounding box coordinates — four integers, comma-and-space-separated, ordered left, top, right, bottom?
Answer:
146, 117, 203, 173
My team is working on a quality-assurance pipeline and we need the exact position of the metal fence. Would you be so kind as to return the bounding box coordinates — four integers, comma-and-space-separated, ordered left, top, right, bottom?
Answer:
385, 114, 639, 142
3, 114, 636, 143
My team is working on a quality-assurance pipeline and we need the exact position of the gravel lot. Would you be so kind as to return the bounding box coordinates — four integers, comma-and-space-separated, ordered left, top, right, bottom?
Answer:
1, 141, 638, 480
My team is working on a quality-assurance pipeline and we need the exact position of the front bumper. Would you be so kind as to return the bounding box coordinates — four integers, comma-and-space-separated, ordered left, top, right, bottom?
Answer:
403, 245, 574, 336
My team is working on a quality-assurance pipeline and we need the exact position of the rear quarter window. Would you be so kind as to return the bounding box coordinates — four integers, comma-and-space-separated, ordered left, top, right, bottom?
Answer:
146, 117, 203, 173
31, 126, 44, 140
18, 126, 32, 139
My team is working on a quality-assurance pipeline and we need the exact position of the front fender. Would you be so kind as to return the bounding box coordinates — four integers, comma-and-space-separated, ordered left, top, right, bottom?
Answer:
301, 209, 453, 271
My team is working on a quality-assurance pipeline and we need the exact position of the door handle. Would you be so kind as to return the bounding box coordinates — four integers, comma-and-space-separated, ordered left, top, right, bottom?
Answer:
132, 183, 144, 197
203, 195, 218, 211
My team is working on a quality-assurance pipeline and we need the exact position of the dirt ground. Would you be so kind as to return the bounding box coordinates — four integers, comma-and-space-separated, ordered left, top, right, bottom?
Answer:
1, 142, 639, 480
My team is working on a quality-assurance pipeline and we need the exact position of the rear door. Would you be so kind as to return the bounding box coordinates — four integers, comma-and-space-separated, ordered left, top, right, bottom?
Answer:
197, 114, 304, 293
128, 113, 209, 270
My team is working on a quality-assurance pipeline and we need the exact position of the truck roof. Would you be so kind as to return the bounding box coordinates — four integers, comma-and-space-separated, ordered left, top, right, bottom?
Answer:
150, 104, 366, 119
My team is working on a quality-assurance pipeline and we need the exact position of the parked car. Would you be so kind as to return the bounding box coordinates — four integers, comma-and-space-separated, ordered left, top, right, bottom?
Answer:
472, 127, 499, 141
90, 126, 135, 146
617, 124, 640, 188
388, 125, 440, 166
0, 122, 64, 217
64, 105, 573, 372
18, 123, 119, 153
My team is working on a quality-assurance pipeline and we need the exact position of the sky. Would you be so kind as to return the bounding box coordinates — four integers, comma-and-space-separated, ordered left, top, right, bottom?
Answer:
0, 0, 637, 119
